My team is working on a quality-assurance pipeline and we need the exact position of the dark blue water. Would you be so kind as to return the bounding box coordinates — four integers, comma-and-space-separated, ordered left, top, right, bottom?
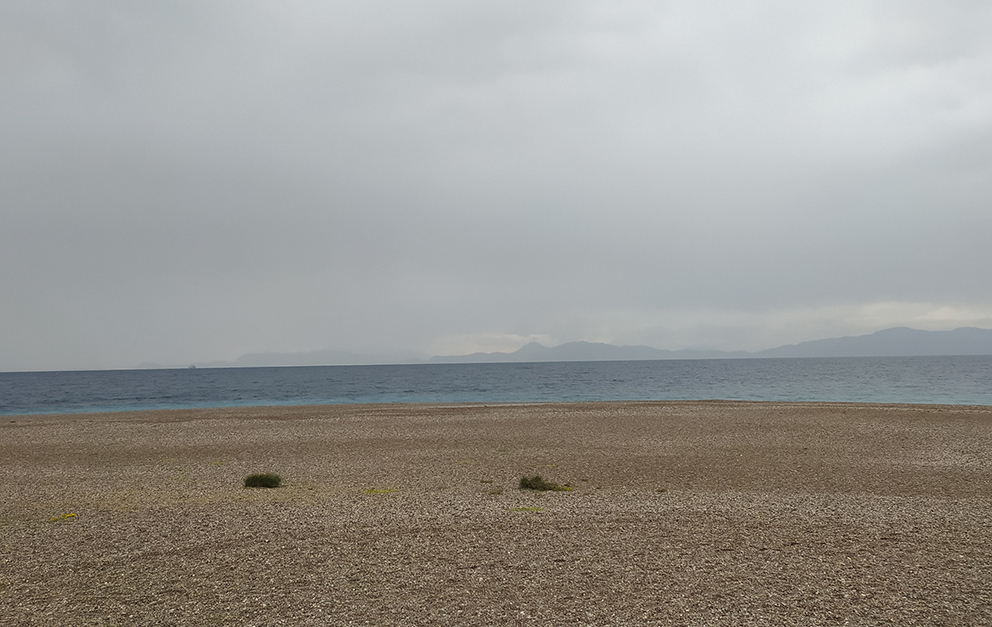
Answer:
2, 356, 991, 416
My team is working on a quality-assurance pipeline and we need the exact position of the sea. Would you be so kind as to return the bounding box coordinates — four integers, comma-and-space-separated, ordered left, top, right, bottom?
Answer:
2, 356, 991, 416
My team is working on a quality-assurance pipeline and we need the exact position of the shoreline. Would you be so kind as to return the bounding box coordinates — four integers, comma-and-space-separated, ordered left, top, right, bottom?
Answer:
8, 354, 992, 415
8, 397, 992, 421
2, 401, 990, 624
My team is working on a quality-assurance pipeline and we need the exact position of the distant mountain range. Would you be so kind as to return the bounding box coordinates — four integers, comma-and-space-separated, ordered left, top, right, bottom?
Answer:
757, 326, 992, 358
159, 327, 992, 369
429, 327, 992, 363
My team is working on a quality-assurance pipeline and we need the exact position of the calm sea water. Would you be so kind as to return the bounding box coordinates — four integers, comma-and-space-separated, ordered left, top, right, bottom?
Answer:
2, 356, 991, 416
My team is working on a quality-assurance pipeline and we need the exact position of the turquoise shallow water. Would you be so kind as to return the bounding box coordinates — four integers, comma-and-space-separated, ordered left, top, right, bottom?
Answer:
2, 356, 991, 416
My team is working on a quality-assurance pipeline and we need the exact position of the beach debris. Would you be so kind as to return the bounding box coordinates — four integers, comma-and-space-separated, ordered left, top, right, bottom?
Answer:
49, 512, 78, 522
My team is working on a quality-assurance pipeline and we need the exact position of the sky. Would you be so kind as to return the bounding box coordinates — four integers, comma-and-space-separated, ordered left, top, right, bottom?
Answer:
2, 1, 992, 371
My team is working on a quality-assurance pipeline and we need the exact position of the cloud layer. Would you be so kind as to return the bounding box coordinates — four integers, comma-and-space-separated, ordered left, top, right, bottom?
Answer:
3, 1, 992, 370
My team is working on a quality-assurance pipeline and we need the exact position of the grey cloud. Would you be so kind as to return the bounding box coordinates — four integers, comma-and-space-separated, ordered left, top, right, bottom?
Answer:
2, 1, 991, 370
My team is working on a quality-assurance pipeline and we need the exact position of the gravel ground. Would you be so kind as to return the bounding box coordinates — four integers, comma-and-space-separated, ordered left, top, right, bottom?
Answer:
1, 401, 990, 626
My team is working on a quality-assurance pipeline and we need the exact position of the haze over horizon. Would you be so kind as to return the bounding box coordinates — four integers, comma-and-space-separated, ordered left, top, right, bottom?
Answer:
3, 2, 992, 372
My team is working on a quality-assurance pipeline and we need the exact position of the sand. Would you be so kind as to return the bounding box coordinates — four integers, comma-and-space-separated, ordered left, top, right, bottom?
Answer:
1, 401, 990, 625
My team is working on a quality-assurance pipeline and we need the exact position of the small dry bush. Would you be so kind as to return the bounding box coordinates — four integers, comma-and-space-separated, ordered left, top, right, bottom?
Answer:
519, 475, 571, 491
244, 473, 282, 488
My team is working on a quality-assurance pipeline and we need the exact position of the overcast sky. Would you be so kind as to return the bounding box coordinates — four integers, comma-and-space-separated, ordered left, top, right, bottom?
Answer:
3, 1, 991, 371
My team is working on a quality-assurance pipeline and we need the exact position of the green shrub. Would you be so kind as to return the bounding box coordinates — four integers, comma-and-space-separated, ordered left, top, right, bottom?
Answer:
244, 473, 282, 488
519, 475, 571, 491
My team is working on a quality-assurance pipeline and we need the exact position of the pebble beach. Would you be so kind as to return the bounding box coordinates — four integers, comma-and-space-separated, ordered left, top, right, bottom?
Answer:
2, 401, 990, 625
